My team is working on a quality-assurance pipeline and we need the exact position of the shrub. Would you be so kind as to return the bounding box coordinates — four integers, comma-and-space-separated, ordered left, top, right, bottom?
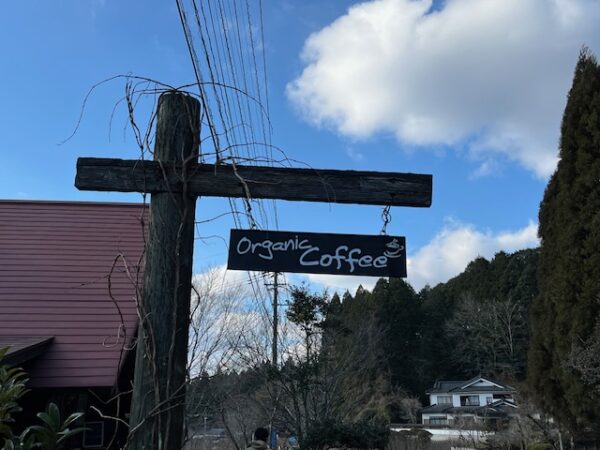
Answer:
303, 418, 390, 450
0, 347, 87, 449
526, 442, 553, 450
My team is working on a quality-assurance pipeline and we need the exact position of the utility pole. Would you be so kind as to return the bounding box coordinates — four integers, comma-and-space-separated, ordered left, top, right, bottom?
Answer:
265, 272, 281, 367
272, 272, 279, 367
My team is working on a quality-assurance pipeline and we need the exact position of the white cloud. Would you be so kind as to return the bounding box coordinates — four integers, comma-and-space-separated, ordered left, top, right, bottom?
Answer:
287, 0, 600, 177
407, 220, 539, 290
192, 264, 250, 296
302, 273, 377, 295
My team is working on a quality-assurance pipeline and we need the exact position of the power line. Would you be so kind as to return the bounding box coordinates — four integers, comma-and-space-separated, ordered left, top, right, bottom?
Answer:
176, 1, 283, 349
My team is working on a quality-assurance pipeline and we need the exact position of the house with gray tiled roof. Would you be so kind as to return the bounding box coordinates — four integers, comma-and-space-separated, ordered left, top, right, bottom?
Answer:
421, 376, 517, 427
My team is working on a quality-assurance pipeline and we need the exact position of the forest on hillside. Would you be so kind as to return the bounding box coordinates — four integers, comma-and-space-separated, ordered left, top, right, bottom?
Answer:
187, 248, 539, 446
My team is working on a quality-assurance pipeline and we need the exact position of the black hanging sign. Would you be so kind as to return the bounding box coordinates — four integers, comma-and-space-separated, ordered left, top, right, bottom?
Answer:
227, 229, 407, 278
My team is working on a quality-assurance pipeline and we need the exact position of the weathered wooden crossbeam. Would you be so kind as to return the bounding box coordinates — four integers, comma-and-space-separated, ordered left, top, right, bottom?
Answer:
75, 157, 432, 207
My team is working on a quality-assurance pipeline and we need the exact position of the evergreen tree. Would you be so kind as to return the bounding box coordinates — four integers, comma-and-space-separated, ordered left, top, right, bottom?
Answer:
342, 285, 374, 328
371, 278, 425, 396
528, 48, 600, 432
321, 293, 343, 352
420, 249, 538, 385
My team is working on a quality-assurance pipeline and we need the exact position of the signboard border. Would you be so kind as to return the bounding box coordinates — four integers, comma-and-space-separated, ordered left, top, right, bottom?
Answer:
227, 228, 407, 278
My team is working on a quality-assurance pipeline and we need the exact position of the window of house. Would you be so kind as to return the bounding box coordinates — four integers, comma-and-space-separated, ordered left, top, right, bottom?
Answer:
460, 395, 479, 406
83, 422, 104, 448
486, 396, 493, 404
428, 416, 448, 425
437, 395, 452, 404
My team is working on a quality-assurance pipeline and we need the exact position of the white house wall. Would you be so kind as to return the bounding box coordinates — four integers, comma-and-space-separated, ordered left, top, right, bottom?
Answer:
431, 392, 512, 407
392, 427, 492, 443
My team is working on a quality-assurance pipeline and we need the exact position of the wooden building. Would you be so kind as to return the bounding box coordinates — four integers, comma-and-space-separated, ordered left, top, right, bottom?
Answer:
0, 200, 146, 449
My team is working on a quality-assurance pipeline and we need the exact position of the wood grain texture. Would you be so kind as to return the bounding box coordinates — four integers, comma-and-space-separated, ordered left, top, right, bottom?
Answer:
128, 91, 199, 450
76, 157, 433, 207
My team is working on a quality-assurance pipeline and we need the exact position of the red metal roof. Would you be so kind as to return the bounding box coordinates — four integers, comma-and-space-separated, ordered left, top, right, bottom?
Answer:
0, 200, 146, 388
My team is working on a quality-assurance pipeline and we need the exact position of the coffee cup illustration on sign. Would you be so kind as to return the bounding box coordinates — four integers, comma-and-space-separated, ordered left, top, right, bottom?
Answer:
384, 238, 404, 258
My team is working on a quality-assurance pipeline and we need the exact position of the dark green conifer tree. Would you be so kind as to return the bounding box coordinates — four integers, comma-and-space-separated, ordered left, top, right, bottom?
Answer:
419, 249, 537, 385
371, 278, 424, 395
528, 48, 600, 431
343, 285, 373, 327
321, 293, 343, 353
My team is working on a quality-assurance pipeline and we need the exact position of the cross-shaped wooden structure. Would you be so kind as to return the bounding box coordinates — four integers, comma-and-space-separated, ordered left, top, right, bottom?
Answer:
75, 91, 432, 450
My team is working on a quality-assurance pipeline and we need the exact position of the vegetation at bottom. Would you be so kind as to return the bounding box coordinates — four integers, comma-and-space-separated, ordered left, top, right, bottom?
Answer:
302, 419, 390, 450
0, 348, 86, 450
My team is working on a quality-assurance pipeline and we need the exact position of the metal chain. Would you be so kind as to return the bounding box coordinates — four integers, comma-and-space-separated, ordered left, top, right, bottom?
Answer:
380, 205, 392, 235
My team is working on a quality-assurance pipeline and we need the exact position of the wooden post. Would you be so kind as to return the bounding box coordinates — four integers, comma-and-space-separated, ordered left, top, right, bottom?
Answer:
128, 91, 200, 450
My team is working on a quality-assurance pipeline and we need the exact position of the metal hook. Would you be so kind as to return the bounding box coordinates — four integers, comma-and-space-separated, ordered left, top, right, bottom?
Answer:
380, 205, 392, 235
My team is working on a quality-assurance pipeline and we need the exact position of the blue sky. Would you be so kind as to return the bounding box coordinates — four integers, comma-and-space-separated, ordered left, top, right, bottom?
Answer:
1, 0, 599, 294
